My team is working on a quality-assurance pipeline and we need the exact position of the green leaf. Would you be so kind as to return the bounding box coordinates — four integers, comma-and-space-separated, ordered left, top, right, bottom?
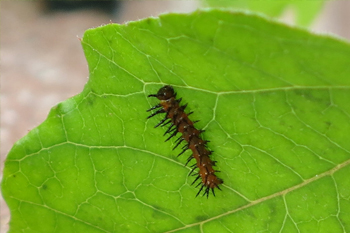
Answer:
2, 9, 350, 233
202, 0, 326, 26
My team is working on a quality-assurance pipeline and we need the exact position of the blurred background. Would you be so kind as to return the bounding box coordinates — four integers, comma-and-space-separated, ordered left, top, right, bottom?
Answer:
1, 1, 350, 232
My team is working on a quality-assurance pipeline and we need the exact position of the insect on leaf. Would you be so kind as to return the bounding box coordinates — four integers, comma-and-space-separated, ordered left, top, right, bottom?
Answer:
2, 9, 350, 233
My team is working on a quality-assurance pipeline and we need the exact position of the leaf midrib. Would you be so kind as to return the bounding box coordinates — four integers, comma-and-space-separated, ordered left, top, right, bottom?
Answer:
166, 158, 350, 233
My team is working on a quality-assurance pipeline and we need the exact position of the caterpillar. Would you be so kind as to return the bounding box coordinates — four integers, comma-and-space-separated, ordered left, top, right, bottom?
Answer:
147, 85, 223, 198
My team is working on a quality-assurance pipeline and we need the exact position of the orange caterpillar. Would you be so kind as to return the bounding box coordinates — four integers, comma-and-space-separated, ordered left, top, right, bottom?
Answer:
147, 85, 223, 197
